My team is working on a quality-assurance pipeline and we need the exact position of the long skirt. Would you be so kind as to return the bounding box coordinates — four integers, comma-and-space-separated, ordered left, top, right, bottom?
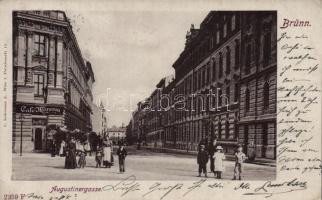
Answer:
103, 147, 112, 167
65, 151, 77, 169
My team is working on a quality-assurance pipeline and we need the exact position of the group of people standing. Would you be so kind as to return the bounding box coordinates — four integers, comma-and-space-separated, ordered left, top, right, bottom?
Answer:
60, 134, 127, 173
197, 139, 247, 180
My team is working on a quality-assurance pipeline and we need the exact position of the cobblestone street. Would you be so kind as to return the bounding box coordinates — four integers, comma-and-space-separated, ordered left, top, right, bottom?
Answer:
12, 147, 275, 181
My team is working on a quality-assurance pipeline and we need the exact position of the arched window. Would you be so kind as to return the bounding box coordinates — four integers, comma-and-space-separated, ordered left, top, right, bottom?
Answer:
212, 58, 216, 81
225, 120, 229, 139
235, 40, 240, 69
263, 82, 270, 109
245, 88, 250, 111
226, 47, 231, 74
219, 53, 223, 77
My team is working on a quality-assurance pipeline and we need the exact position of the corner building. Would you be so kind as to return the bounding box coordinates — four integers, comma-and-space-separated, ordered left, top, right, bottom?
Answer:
12, 11, 95, 153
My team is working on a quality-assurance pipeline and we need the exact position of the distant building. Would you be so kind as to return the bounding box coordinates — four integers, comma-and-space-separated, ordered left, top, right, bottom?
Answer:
12, 11, 95, 153
91, 101, 107, 136
107, 126, 126, 144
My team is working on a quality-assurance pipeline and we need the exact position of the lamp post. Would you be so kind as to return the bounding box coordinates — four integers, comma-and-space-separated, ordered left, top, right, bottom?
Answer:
19, 114, 25, 156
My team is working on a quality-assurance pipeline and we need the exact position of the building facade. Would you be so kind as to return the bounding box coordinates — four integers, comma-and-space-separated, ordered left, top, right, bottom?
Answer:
130, 11, 276, 160
107, 126, 126, 145
12, 11, 95, 153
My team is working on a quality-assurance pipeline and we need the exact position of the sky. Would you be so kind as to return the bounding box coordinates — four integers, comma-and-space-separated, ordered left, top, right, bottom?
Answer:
66, 10, 208, 127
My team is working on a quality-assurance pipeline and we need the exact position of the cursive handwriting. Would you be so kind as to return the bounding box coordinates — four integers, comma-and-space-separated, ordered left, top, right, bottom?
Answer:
101, 175, 140, 197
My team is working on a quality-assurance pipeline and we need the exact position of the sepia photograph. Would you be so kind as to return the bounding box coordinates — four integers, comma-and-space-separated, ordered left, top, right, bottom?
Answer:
12, 10, 277, 181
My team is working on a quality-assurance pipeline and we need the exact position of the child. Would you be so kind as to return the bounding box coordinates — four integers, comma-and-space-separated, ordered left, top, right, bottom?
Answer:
117, 144, 127, 173
233, 145, 247, 180
213, 146, 225, 179
95, 147, 104, 168
197, 145, 208, 177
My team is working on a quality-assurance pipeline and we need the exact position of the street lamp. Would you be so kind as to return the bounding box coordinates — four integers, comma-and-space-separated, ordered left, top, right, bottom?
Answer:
19, 114, 25, 156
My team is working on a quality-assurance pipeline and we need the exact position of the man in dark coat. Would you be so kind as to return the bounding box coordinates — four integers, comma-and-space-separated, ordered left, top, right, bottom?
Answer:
117, 144, 127, 173
197, 145, 208, 177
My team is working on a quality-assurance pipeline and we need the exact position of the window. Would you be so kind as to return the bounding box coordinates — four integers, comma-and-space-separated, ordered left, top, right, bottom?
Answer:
231, 15, 236, 31
226, 47, 231, 74
245, 88, 250, 111
34, 74, 45, 97
226, 86, 230, 104
218, 122, 222, 139
225, 120, 229, 139
219, 53, 223, 77
34, 34, 46, 56
263, 82, 270, 109
263, 33, 271, 67
216, 30, 220, 44
235, 40, 240, 69
202, 69, 205, 87
223, 23, 227, 38
234, 83, 239, 102
210, 37, 214, 49
212, 59, 216, 81
245, 44, 251, 74
218, 89, 222, 106
206, 66, 210, 84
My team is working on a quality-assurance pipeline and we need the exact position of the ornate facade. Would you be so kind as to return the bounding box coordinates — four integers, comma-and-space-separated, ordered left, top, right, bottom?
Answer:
12, 11, 95, 153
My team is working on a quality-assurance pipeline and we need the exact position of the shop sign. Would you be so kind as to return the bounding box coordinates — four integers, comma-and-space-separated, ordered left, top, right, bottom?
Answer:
16, 104, 63, 115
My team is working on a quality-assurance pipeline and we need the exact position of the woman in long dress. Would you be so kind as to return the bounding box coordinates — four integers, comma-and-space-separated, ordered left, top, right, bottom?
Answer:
102, 137, 112, 168
65, 138, 77, 169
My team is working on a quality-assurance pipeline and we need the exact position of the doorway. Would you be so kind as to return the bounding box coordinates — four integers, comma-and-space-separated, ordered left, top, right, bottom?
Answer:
244, 125, 248, 155
34, 128, 43, 150
262, 123, 268, 158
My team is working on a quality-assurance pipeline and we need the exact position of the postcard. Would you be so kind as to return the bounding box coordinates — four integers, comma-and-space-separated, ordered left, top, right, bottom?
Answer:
0, 0, 321, 200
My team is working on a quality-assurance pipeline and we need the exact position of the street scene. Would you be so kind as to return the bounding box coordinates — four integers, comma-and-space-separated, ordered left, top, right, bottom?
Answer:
12, 11, 277, 180
12, 147, 275, 181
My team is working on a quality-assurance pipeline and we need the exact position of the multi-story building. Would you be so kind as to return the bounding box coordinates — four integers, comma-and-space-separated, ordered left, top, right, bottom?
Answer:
12, 11, 95, 153
238, 12, 277, 159
130, 11, 276, 160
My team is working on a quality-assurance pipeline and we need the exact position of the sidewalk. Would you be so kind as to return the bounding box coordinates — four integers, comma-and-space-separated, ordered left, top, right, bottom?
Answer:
141, 146, 276, 167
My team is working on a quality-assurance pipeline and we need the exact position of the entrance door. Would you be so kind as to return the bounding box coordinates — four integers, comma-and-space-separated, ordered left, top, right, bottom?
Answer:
262, 123, 268, 158
244, 125, 248, 155
34, 128, 43, 150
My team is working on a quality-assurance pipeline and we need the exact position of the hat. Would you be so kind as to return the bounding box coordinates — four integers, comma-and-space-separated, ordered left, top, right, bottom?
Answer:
200, 144, 205, 148
216, 146, 223, 150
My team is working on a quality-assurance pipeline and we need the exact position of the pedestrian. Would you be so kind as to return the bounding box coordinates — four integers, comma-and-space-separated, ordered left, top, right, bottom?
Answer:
102, 136, 113, 168
233, 144, 247, 180
207, 139, 217, 175
59, 140, 66, 157
197, 144, 208, 177
95, 147, 104, 168
117, 143, 127, 173
65, 137, 77, 169
213, 146, 225, 179
78, 144, 86, 168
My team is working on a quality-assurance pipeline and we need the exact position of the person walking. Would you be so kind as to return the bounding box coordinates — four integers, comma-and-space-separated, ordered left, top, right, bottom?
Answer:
233, 144, 247, 180
117, 143, 127, 173
197, 145, 208, 177
213, 146, 225, 179
102, 136, 112, 168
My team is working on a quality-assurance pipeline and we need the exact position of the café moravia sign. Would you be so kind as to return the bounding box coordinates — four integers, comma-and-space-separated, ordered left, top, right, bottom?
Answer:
16, 104, 63, 115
